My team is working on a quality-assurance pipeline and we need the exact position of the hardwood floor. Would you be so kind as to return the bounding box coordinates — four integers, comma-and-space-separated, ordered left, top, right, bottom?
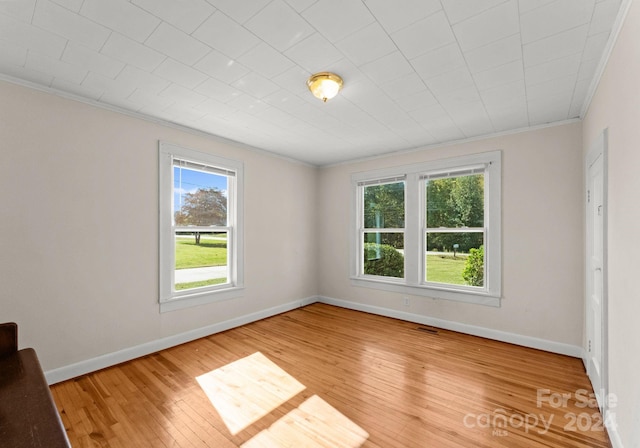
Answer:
50, 304, 610, 447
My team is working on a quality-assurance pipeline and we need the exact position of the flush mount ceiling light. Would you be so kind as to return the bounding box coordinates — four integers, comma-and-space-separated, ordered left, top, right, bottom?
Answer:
307, 72, 343, 102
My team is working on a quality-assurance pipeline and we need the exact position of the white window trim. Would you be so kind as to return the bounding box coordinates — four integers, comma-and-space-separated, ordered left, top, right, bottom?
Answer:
159, 141, 244, 313
350, 151, 501, 307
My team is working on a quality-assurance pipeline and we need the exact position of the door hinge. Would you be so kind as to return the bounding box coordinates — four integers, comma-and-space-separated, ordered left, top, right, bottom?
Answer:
587, 190, 591, 203
588, 339, 592, 352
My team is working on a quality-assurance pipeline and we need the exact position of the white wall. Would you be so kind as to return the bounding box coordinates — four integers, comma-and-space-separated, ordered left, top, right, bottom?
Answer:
583, 1, 640, 446
318, 122, 584, 348
0, 80, 318, 374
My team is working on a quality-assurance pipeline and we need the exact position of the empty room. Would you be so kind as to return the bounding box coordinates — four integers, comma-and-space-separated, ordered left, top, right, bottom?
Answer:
1, 0, 639, 447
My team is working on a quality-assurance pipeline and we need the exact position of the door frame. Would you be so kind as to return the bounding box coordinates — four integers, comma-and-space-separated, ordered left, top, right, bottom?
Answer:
584, 128, 609, 416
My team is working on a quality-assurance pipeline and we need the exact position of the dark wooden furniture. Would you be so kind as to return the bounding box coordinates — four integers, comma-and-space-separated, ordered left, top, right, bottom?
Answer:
0, 323, 71, 447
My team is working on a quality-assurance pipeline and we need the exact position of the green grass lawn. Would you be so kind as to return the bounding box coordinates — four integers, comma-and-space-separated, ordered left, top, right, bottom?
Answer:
175, 278, 227, 290
426, 253, 468, 285
175, 238, 227, 269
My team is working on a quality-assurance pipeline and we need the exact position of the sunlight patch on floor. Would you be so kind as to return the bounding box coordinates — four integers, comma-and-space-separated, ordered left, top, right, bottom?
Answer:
196, 352, 305, 435
241, 395, 369, 448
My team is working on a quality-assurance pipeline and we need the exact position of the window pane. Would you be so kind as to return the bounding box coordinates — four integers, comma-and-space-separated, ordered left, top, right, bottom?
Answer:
175, 231, 228, 291
364, 182, 405, 228
425, 232, 484, 287
425, 174, 483, 228
363, 232, 404, 278
174, 166, 228, 226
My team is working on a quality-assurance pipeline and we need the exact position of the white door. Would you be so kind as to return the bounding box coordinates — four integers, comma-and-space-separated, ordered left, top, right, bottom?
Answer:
586, 132, 607, 412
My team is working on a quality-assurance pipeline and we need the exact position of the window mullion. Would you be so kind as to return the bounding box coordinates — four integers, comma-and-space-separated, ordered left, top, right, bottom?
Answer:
404, 173, 420, 285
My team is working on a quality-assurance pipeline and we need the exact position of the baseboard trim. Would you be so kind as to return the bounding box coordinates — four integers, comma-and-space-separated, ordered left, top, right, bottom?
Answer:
44, 296, 318, 385
46, 295, 585, 384
317, 296, 583, 358
606, 413, 624, 448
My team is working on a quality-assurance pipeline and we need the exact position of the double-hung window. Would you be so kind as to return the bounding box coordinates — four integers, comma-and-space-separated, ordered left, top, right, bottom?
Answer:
159, 142, 243, 312
352, 151, 501, 306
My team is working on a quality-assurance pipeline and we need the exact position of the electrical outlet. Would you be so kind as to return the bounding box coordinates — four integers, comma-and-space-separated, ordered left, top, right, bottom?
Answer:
402, 297, 410, 308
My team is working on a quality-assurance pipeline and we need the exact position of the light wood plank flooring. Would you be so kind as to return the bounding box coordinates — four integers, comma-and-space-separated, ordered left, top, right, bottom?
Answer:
50, 303, 610, 447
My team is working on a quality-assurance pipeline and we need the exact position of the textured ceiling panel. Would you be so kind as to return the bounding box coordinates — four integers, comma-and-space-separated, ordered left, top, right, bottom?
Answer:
0, 0, 625, 165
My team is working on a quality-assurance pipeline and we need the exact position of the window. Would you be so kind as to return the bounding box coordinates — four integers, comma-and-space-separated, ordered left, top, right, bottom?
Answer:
159, 142, 243, 312
361, 178, 405, 280
352, 151, 501, 306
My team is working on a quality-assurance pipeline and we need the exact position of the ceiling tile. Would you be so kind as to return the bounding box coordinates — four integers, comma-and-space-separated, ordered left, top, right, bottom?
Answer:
0, 13, 67, 59
526, 73, 576, 101
193, 11, 261, 59
131, 0, 214, 34
0, 63, 54, 85
231, 72, 280, 98
82, 71, 137, 98
50, 0, 83, 13
363, 0, 442, 34
0, 0, 36, 22
0, 38, 27, 67
145, 22, 211, 66
473, 59, 523, 91
480, 79, 526, 110
116, 65, 171, 95
463, 34, 522, 73
129, 88, 175, 111
302, 0, 375, 43
272, 65, 312, 95
227, 94, 271, 115
488, 104, 529, 131
441, 0, 508, 25
449, 103, 495, 137
527, 96, 570, 125
244, 0, 314, 51
52, 77, 102, 99
589, 0, 621, 35
425, 66, 475, 96
380, 72, 426, 99
0, 0, 625, 165
525, 52, 581, 86
206, 0, 271, 23
411, 42, 465, 80
582, 31, 610, 60
33, 0, 110, 51
237, 42, 295, 79
577, 57, 599, 81
194, 50, 249, 84
523, 25, 588, 67
393, 89, 438, 112
153, 58, 208, 89
25, 51, 87, 84
283, 0, 318, 13
100, 33, 166, 73
438, 85, 482, 108
359, 51, 414, 84
568, 78, 590, 116
194, 77, 243, 103
422, 117, 466, 142
284, 33, 343, 73
335, 22, 396, 67
452, 1, 519, 52
62, 42, 125, 79
391, 11, 456, 59
518, 0, 555, 14
520, 0, 594, 44
159, 83, 207, 107
80, 0, 160, 43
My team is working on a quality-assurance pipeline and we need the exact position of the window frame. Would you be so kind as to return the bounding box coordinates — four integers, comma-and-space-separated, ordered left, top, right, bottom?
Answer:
351, 151, 501, 307
159, 141, 244, 312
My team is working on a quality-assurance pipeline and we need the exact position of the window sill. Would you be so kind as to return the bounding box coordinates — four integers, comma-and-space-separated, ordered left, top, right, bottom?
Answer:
350, 277, 501, 307
160, 286, 244, 313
